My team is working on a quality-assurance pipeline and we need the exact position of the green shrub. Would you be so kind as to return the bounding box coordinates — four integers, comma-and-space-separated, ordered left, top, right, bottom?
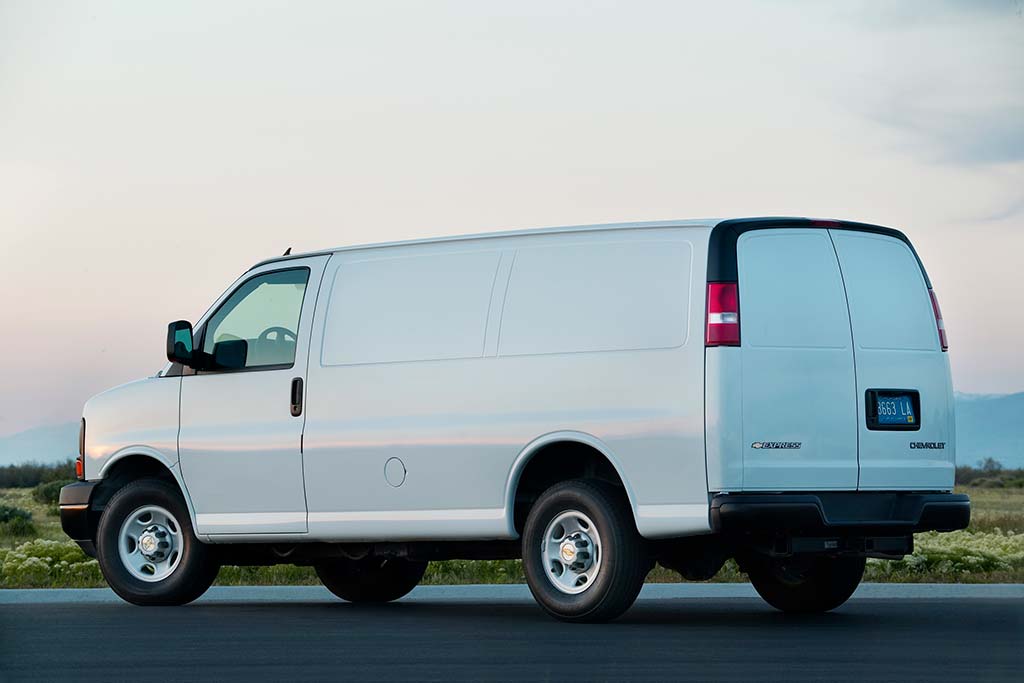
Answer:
0, 504, 32, 524
216, 565, 317, 586
0, 518, 37, 537
0, 504, 36, 537
956, 462, 1024, 487
0, 539, 103, 588
423, 559, 525, 585
32, 480, 71, 507
0, 460, 76, 488
866, 530, 1024, 579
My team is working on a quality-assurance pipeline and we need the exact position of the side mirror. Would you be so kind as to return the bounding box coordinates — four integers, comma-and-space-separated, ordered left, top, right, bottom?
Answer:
166, 320, 194, 365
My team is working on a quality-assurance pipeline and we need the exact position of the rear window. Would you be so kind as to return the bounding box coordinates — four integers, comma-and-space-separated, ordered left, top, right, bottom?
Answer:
737, 230, 851, 349
830, 232, 937, 351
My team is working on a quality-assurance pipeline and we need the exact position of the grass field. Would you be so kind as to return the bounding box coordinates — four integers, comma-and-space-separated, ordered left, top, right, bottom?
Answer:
2, 487, 1021, 588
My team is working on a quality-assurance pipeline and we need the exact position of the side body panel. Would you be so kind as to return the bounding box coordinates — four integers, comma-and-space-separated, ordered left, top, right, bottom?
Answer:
302, 227, 711, 541
83, 377, 182, 479
82, 376, 201, 531
704, 348, 743, 491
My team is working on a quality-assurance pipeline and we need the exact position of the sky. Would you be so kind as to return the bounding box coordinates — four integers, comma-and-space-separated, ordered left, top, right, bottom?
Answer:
0, 0, 1022, 437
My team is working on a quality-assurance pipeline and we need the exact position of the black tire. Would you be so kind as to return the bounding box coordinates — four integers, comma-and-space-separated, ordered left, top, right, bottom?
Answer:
315, 557, 427, 603
522, 479, 650, 623
96, 478, 219, 606
746, 554, 866, 614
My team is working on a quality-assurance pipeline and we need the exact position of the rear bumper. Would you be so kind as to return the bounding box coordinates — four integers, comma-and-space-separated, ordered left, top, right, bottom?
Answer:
710, 491, 970, 536
59, 481, 99, 558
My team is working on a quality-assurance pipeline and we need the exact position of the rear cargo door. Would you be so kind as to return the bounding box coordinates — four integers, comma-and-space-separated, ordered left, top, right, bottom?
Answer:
829, 231, 954, 489
737, 229, 859, 489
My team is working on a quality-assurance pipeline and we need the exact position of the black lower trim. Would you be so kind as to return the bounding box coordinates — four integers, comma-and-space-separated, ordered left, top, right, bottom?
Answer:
59, 481, 97, 508
711, 492, 970, 536
73, 540, 97, 557
60, 481, 99, 557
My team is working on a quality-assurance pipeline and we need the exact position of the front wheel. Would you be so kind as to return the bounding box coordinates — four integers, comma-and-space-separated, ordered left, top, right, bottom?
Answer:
315, 557, 427, 603
522, 479, 650, 623
746, 554, 866, 613
96, 478, 219, 606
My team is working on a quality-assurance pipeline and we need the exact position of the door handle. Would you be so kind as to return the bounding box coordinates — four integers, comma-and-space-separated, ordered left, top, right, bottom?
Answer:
290, 377, 303, 417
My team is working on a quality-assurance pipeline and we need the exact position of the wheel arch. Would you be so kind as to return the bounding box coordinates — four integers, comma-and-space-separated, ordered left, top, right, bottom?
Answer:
92, 450, 200, 538
504, 431, 640, 537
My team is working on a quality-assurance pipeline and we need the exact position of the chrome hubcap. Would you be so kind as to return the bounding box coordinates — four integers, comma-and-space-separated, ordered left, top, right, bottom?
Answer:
542, 510, 602, 594
118, 505, 182, 582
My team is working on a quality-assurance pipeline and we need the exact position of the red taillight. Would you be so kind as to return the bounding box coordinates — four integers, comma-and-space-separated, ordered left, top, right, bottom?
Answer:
929, 289, 948, 352
77, 418, 86, 480
706, 282, 740, 346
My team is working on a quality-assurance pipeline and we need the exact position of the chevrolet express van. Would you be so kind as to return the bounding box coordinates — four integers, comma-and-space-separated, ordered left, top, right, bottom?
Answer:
60, 217, 970, 622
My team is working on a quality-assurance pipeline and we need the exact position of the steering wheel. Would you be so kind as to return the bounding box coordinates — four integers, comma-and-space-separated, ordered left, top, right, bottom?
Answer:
257, 326, 296, 345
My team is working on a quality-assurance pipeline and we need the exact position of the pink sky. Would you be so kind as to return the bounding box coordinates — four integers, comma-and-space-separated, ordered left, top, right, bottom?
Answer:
1, 1, 1022, 436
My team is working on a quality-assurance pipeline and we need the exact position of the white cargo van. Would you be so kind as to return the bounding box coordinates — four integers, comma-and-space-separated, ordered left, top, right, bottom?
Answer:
60, 217, 969, 621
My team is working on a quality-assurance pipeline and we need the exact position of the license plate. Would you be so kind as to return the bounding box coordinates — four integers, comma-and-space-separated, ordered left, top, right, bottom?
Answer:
866, 389, 920, 431
876, 394, 916, 425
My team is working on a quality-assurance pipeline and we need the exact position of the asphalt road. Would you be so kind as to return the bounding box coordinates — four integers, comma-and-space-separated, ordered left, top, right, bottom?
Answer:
2, 585, 1022, 682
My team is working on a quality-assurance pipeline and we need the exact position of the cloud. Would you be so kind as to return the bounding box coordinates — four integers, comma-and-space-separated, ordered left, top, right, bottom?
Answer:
836, 1, 1024, 167
977, 195, 1024, 222
869, 103, 1024, 165
847, 0, 1023, 29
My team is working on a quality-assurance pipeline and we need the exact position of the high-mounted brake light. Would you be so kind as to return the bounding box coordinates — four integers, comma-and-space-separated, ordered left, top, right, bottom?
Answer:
929, 289, 948, 352
706, 282, 740, 346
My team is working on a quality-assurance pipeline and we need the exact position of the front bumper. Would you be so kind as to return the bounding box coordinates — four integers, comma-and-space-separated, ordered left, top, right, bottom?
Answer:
59, 481, 99, 557
711, 491, 971, 536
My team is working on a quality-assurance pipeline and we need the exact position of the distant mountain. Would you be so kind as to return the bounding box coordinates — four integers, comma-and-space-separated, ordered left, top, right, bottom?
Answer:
1, 393, 1021, 468
0, 422, 80, 467
955, 392, 1024, 469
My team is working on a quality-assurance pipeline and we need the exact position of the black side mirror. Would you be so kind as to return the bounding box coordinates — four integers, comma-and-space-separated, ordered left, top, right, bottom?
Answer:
166, 320, 194, 365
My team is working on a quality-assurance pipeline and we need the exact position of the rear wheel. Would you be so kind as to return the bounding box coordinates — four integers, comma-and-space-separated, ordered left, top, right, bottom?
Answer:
522, 479, 650, 623
96, 478, 219, 606
315, 557, 427, 603
746, 554, 865, 613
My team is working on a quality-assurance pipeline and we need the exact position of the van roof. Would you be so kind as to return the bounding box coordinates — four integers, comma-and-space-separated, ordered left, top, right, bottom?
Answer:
251, 218, 720, 270
251, 216, 909, 272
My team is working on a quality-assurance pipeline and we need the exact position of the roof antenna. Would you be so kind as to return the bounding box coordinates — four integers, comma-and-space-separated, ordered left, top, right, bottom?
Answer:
282, 247, 291, 256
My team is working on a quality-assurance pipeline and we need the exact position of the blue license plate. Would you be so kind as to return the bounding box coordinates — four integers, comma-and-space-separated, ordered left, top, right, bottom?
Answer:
876, 394, 916, 425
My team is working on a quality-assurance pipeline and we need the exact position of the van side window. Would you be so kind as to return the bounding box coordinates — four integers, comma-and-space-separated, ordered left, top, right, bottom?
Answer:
202, 268, 310, 370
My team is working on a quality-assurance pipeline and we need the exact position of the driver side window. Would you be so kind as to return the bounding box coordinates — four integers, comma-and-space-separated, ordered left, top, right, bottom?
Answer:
202, 268, 310, 370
